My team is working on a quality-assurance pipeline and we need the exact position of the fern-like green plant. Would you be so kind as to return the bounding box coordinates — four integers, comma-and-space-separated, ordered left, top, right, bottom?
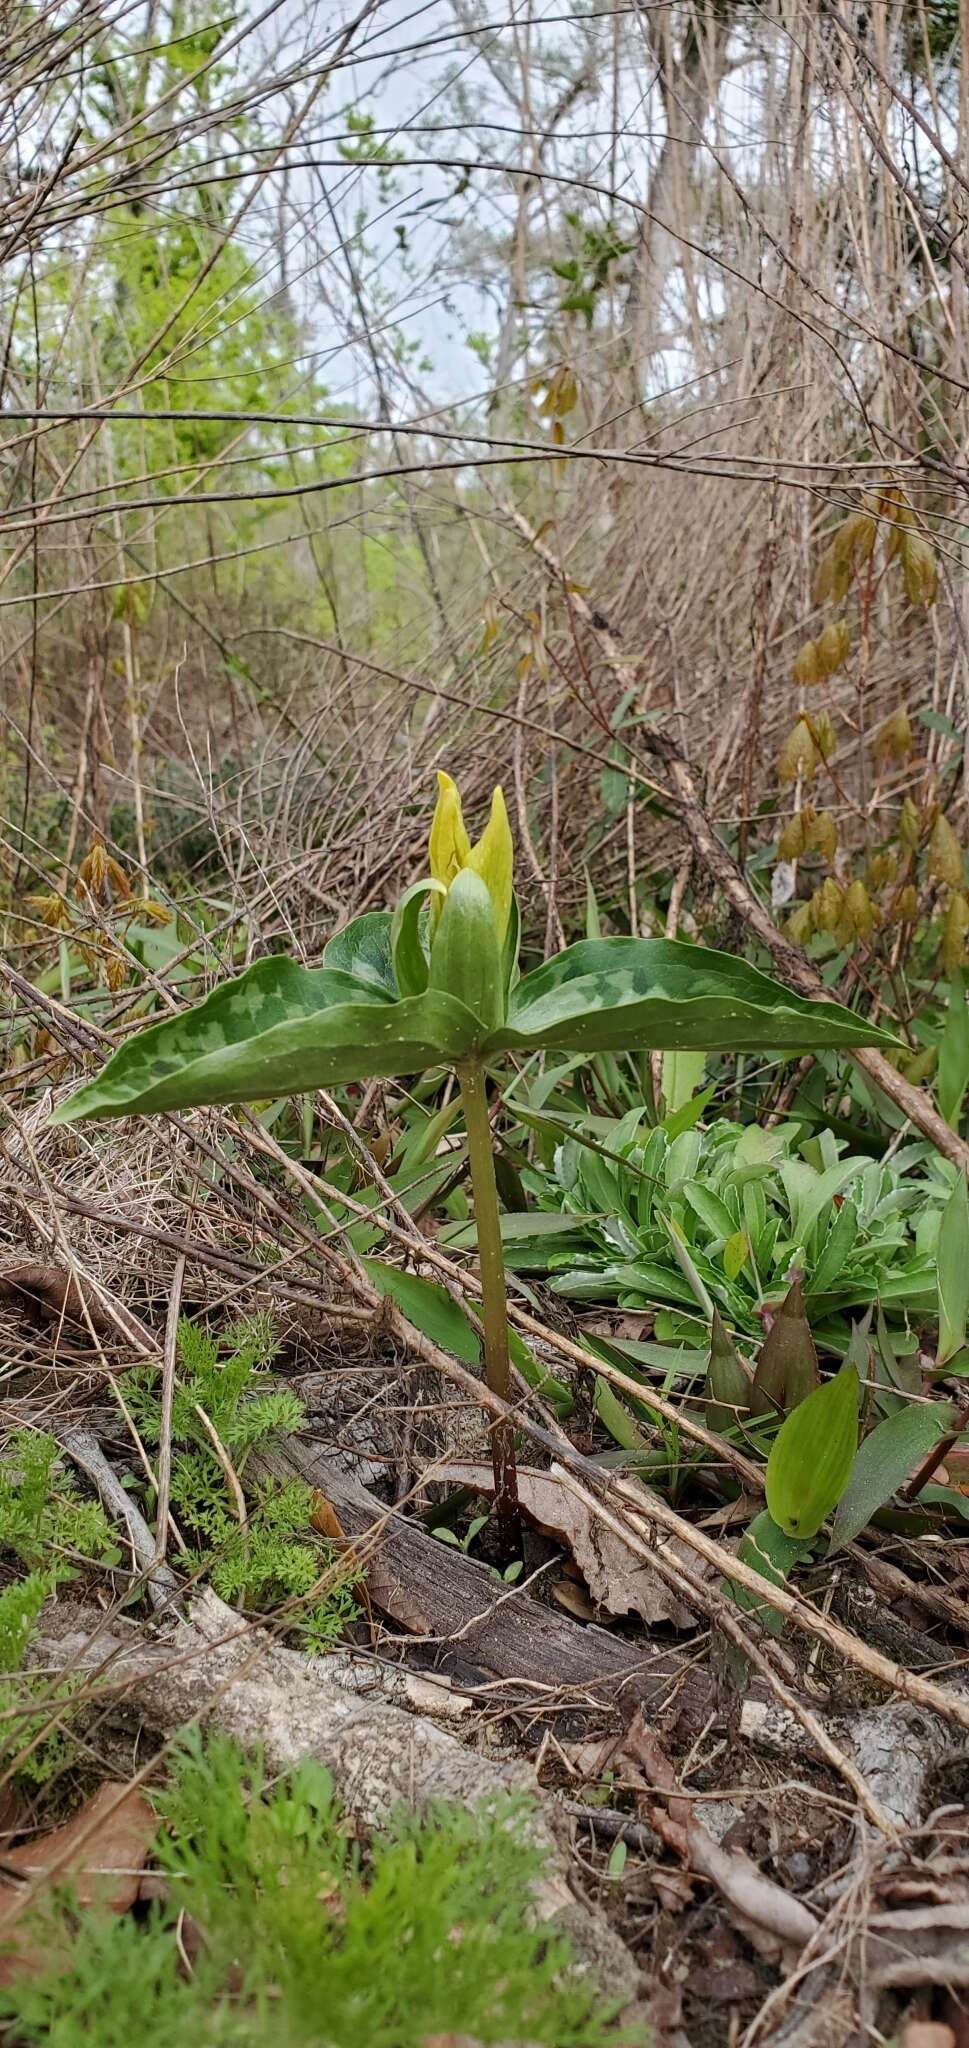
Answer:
127, 1317, 358, 1648
0, 1431, 118, 1783
0, 1732, 638, 2046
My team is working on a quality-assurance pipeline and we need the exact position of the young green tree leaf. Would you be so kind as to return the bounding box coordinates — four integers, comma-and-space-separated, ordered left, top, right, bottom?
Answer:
765, 1361, 860, 1538
937, 1173, 969, 1367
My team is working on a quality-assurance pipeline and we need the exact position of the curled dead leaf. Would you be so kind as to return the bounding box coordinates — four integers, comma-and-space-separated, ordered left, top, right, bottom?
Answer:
433, 1462, 699, 1628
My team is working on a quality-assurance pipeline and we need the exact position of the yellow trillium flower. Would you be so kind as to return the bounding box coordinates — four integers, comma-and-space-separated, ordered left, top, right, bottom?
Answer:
428, 772, 514, 943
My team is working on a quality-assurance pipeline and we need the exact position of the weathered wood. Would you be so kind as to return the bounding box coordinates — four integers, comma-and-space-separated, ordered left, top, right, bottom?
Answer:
254, 1438, 712, 1732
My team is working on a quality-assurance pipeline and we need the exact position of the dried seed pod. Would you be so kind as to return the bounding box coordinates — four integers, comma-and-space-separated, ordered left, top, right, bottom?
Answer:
896, 882, 918, 922
778, 720, 820, 784
900, 530, 938, 607
792, 639, 823, 687
750, 1277, 820, 1418
928, 812, 965, 889
816, 619, 851, 676
76, 840, 108, 901
898, 796, 922, 851
941, 891, 969, 977
785, 901, 814, 946
843, 878, 877, 939
808, 810, 839, 863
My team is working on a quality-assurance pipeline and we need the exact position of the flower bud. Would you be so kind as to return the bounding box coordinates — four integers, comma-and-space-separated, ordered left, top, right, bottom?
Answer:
808, 810, 839, 863
778, 720, 819, 784
817, 619, 851, 675
896, 883, 918, 921
941, 891, 969, 977
750, 1277, 820, 1418
928, 812, 965, 889
898, 796, 922, 851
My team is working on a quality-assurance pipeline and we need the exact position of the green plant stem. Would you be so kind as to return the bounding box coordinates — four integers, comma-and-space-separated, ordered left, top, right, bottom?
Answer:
457, 1058, 522, 1564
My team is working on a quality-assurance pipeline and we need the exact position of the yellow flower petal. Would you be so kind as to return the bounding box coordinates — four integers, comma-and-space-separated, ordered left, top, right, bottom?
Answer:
467, 785, 514, 945
428, 772, 471, 891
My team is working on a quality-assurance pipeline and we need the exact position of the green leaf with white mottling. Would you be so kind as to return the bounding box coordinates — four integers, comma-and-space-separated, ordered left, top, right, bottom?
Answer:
322, 911, 397, 995
489, 939, 900, 1057
50, 957, 479, 1123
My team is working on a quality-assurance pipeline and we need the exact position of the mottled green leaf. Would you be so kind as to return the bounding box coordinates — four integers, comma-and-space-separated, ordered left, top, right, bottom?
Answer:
490, 939, 899, 1057
726, 1509, 812, 1634
323, 912, 397, 995
50, 958, 479, 1123
390, 880, 443, 999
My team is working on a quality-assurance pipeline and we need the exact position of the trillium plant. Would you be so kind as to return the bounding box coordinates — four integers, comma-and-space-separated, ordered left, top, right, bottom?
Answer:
53, 772, 897, 1557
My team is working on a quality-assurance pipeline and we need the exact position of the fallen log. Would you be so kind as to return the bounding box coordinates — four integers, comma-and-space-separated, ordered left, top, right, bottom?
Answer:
253, 1438, 713, 1735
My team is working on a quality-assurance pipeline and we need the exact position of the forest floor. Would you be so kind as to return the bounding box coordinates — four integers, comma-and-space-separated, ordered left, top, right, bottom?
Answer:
1, 1028, 968, 2048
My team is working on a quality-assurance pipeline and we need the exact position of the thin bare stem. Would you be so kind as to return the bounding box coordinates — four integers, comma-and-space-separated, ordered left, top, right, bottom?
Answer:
456, 1057, 522, 1564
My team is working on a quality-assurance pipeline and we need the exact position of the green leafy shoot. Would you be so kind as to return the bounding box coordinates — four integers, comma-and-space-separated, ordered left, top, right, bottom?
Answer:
936, 1172, 969, 1367
0, 1733, 638, 2048
765, 1361, 860, 1538
126, 1317, 359, 1649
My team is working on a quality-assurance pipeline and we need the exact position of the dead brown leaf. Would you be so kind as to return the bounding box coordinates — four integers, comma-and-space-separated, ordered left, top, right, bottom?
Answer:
434, 1462, 697, 1627
0, 1263, 154, 1352
0, 1781, 157, 1983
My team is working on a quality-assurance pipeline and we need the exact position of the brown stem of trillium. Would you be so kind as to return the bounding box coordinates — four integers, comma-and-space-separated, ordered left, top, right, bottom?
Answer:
455, 1058, 523, 1566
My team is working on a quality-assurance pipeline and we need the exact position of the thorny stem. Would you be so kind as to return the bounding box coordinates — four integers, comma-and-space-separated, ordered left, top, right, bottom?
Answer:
456, 1058, 522, 1565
